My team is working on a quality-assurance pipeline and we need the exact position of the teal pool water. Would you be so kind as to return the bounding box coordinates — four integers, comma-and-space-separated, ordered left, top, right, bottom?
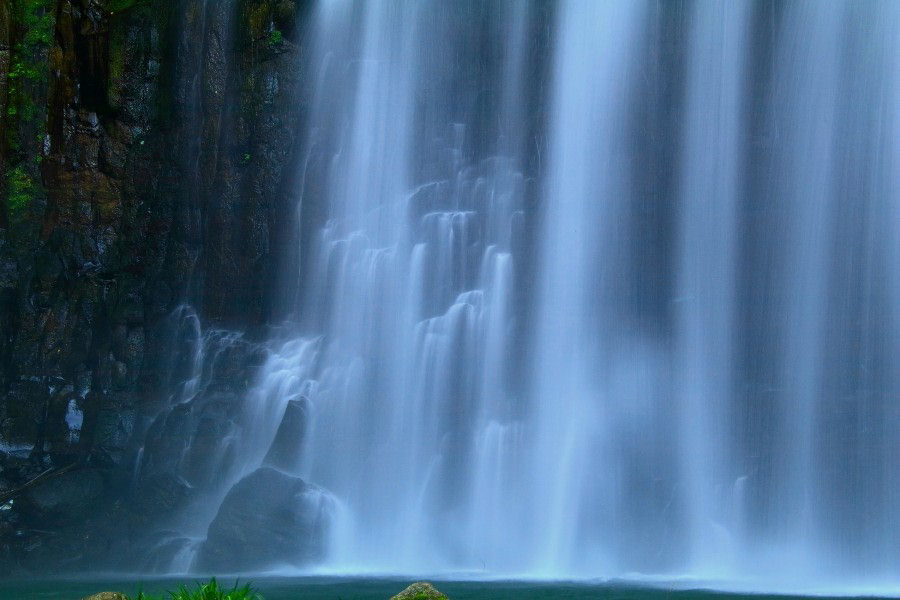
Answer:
0, 578, 890, 600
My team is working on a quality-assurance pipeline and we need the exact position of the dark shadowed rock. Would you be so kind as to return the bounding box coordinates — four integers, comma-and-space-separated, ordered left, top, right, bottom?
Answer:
130, 472, 193, 517
263, 398, 308, 472
194, 467, 332, 572
23, 469, 105, 519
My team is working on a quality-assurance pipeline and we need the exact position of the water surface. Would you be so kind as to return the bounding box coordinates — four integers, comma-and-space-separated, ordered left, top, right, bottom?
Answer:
1, 577, 896, 600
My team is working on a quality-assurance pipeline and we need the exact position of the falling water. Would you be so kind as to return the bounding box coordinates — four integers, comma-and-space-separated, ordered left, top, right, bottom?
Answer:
276, 1, 534, 572
151, 0, 900, 590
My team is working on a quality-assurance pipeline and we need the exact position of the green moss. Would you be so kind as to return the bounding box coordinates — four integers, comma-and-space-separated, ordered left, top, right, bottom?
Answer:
268, 28, 283, 46
5, 0, 54, 149
6, 165, 35, 215
8, 0, 53, 86
391, 582, 449, 600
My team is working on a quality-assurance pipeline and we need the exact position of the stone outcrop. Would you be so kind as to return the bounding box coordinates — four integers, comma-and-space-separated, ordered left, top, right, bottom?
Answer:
263, 396, 308, 472
194, 466, 333, 572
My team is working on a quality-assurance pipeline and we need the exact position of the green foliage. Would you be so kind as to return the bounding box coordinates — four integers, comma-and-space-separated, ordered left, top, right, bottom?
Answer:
6, 165, 35, 214
8, 0, 54, 87
5, 0, 54, 150
268, 28, 283, 46
18, 0, 54, 47
128, 579, 263, 600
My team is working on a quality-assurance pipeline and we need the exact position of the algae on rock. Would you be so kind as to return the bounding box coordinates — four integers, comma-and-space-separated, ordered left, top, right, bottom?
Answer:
390, 582, 450, 600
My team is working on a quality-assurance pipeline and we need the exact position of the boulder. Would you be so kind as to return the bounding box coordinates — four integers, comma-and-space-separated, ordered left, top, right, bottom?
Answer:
194, 467, 332, 571
263, 398, 308, 472
130, 472, 193, 517
391, 582, 449, 600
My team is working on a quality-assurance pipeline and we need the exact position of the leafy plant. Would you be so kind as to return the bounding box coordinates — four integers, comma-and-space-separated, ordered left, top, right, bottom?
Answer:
128, 579, 262, 600
6, 0, 54, 117
5, 0, 54, 159
268, 28, 283, 46
6, 165, 35, 214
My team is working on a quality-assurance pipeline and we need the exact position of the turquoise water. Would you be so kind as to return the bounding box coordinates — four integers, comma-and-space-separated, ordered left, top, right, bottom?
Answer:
0, 578, 890, 600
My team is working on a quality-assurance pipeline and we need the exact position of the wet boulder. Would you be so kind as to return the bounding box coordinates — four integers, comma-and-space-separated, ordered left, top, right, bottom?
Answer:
194, 466, 332, 571
263, 398, 308, 472
130, 472, 193, 518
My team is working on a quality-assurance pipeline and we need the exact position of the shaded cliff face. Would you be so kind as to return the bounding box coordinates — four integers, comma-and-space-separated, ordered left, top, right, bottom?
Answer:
0, 0, 307, 575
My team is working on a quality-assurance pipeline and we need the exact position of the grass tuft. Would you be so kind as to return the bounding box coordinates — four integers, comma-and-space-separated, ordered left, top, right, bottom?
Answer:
128, 579, 262, 600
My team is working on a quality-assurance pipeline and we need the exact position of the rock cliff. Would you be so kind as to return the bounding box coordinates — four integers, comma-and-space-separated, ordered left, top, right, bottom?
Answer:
0, 0, 308, 574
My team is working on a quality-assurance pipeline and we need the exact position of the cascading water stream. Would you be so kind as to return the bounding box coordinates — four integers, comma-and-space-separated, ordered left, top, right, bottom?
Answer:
219, 0, 535, 574
136, 0, 900, 590
530, 0, 648, 575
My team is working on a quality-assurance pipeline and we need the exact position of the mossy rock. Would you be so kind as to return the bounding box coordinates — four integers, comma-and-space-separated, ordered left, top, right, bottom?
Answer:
390, 582, 449, 600
82, 593, 127, 600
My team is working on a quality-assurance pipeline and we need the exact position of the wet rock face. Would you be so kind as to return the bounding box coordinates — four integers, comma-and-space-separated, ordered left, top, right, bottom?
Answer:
194, 467, 333, 572
0, 0, 308, 575
1, 0, 171, 463
22, 469, 105, 519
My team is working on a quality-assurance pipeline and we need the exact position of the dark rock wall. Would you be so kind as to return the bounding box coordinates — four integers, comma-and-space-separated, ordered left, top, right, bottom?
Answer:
0, 0, 308, 574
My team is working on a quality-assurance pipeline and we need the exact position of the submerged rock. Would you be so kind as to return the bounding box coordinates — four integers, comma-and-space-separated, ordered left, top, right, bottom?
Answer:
82, 593, 127, 600
390, 582, 449, 600
194, 467, 332, 572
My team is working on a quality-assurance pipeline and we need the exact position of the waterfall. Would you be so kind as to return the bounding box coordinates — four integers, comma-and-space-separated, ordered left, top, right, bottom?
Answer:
158, 0, 900, 589
242, 0, 534, 573
675, 0, 748, 574
530, 0, 648, 575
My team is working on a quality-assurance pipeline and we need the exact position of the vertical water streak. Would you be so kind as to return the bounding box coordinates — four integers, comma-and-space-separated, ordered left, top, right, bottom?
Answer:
675, 0, 749, 575
814, 1, 900, 575
889, 2, 900, 574
767, 2, 843, 572
532, 0, 646, 575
